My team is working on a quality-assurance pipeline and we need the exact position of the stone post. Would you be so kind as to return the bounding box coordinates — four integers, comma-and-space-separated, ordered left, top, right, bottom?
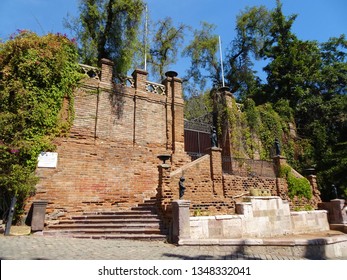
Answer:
172, 200, 191, 243
31, 200, 48, 232
100, 58, 114, 84
210, 147, 224, 197
319, 199, 347, 224
307, 175, 322, 205
219, 87, 233, 155
273, 155, 287, 177
157, 164, 171, 203
132, 69, 148, 93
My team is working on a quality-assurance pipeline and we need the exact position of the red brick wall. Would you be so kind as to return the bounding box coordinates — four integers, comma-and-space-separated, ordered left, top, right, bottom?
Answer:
25, 63, 188, 220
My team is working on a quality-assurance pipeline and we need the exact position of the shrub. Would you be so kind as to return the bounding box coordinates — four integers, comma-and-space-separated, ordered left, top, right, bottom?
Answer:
0, 30, 82, 223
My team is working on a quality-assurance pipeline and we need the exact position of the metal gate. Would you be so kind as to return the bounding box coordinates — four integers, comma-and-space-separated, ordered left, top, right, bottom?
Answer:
184, 113, 213, 160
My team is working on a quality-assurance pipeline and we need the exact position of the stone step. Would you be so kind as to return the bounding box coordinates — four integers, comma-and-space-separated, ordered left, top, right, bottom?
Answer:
55, 218, 161, 225
44, 227, 165, 235
44, 233, 168, 241
70, 214, 158, 220
48, 223, 163, 229
44, 198, 167, 240
81, 210, 154, 216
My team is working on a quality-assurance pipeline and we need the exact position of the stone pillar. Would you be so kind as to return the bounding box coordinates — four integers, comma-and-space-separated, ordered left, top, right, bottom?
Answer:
273, 155, 287, 177
220, 88, 233, 155
172, 200, 191, 243
307, 175, 322, 205
157, 164, 172, 204
319, 199, 347, 224
31, 200, 48, 232
210, 147, 224, 197
132, 69, 148, 93
100, 58, 114, 84
163, 71, 184, 154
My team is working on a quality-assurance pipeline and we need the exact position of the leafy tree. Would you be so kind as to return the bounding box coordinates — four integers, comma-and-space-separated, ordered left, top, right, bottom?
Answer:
318, 142, 347, 200
182, 0, 347, 202
183, 22, 220, 91
261, 2, 322, 107
147, 17, 187, 81
319, 35, 347, 96
64, 0, 145, 74
184, 90, 212, 120
225, 5, 271, 100
0, 30, 81, 222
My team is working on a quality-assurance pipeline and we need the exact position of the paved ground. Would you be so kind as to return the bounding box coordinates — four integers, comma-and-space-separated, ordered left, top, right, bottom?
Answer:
0, 234, 337, 260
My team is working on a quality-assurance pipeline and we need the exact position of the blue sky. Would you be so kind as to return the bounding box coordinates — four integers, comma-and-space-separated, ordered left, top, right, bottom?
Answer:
1, 0, 346, 79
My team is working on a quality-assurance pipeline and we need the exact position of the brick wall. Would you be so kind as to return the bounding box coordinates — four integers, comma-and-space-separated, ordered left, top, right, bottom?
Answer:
157, 148, 321, 226
25, 61, 189, 220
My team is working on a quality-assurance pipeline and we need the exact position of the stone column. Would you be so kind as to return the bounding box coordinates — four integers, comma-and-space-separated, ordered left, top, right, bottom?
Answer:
100, 58, 114, 84
172, 200, 191, 243
319, 199, 346, 224
132, 69, 148, 93
157, 164, 172, 206
210, 147, 224, 197
307, 175, 322, 206
273, 155, 287, 177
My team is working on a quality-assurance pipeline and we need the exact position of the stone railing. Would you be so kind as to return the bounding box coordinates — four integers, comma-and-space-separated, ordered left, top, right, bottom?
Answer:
146, 81, 166, 95
79, 64, 101, 80
119, 76, 135, 88
117, 75, 166, 95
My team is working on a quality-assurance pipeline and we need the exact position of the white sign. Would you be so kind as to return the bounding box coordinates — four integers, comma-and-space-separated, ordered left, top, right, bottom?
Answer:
37, 152, 58, 168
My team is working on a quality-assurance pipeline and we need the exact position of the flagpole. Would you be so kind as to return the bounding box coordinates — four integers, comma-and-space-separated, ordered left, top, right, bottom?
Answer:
144, 4, 148, 71
219, 35, 225, 87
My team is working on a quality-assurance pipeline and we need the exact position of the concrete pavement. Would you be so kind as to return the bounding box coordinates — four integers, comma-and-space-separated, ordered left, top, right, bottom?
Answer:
1, 234, 345, 260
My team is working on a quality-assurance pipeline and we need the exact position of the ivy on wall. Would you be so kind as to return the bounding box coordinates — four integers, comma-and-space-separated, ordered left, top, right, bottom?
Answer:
219, 96, 294, 162
0, 30, 82, 222
279, 165, 312, 200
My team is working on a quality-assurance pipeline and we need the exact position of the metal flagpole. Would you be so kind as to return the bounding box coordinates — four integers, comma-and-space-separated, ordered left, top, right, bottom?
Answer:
219, 35, 225, 87
144, 4, 148, 71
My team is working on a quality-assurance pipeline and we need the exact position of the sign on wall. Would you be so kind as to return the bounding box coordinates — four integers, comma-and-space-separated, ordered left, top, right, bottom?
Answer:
37, 152, 58, 168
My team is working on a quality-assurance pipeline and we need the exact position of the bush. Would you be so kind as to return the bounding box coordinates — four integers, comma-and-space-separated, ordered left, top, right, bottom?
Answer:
0, 30, 82, 223
279, 165, 312, 200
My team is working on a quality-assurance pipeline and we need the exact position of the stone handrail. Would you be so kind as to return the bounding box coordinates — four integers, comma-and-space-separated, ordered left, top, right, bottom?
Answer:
123, 76, 135, 88
146, 81, 166, 95
79, 64, 101, 80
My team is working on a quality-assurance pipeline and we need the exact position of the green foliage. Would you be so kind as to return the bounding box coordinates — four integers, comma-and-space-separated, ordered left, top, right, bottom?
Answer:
318, 142, 347, 200
183, 22, 220, 91
293, 205, 314, 211
184, 90, 212, 120
225, 5, 271, 100
287, 175, 312, 200
0, 30, 82, 222
148, 17, 187, 81
279, 165, 312, 200
64, 0, 145, 74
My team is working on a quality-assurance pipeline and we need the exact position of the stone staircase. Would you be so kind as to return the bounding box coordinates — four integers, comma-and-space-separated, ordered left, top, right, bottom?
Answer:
43, 198, 168, 240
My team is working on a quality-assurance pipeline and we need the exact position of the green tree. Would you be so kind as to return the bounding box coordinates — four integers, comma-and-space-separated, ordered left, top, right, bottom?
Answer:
225, 5, 271, 100
148, 17, 187, 81
65, 0, 145, 74
183, 22, 220, 91
184, 90, 212, 120
261, 1, 322, 106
